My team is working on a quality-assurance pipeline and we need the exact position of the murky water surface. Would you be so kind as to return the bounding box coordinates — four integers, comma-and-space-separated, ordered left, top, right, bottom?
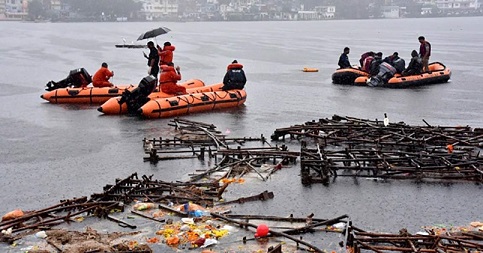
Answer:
0, 17, 482, 240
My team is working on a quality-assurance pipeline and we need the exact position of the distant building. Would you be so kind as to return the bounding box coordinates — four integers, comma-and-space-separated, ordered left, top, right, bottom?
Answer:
382, 5, 400, 18
435, 0, 480, 10
421, 7, 433, 15
315, 5, 335, 19
0, 0, 6, 19
296, 10, 317, 20
296, 5, 335, 20
138, 0, 179, 21
5, 0, 28, 20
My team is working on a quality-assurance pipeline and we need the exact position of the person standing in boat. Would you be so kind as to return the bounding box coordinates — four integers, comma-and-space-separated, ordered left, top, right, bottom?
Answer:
157, 42, 176, 67
144, 41, 160, 80
338, 47, 351, 69
402, 50, 422, 76
418, 36, 431, 73
92, 62, 114, 88
159, 62, 187, 95
222, 60, 247, 91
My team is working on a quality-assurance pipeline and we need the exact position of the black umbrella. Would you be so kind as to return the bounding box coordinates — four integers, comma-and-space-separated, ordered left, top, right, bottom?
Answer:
137, 27, 171, 41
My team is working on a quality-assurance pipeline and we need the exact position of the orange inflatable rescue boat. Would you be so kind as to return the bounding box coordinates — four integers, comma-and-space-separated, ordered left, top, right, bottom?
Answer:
332, 67, 369, 84
354, 62, 451, 88
139, 89, 247, 119
98, 82, 224, 115
41, 79, 204, 104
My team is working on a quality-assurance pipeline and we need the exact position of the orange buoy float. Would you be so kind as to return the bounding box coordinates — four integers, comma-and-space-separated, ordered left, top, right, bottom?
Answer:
303, 67, 318, 72
255, 224, 269, 237
98, 82, 223, 115
139, 89, 247, 119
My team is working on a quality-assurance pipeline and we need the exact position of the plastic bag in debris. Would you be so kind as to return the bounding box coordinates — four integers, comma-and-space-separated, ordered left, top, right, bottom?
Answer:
1, 209, 24, 221
133, 203, 155, 211
200, 238, 218, 248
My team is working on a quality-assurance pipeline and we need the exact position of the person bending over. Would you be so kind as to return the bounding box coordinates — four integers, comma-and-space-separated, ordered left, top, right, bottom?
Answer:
402, 50, 422, 76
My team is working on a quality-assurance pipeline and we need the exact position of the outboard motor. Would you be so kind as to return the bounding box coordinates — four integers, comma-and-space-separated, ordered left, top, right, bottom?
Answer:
119, 75, 157, 115
367, 62, 397, 87
45, 68, 92, 91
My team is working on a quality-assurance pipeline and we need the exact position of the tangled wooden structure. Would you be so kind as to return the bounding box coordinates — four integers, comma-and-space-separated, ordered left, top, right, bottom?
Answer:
271, 115, 482, 184
351, 228, 483, 253
142, 118, 299, 182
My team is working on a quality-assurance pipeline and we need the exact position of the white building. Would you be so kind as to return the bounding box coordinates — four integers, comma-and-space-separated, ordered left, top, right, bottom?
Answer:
5, 0, 27, 20
138, 0, 179, 21
435, 0, 480, 10
382, 6, 400, 18
296, 10, 317, 20
0, 0, 6, 19
315, 5, 335, 19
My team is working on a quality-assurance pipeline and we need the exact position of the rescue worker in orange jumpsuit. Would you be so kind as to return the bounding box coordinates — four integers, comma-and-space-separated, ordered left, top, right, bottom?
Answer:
92, 62, 114, 87
157, 42, 176, 67
159, 62, 186, 95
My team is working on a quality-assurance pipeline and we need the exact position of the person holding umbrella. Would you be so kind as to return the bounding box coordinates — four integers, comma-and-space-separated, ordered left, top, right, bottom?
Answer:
157, 41, 176, 66
144, 41, 160, 80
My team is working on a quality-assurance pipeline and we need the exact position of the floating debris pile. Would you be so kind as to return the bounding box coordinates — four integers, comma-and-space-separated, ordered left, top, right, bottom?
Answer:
350, 225, 483, 253
271, 115, 482, 184
142, 118, 298, 183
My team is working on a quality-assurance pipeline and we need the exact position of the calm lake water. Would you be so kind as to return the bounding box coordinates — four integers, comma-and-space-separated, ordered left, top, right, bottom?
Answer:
0, 17, 482, 239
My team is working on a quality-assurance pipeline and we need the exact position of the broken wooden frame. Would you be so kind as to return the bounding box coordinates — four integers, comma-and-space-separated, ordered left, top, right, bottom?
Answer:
269, 115, 482, 184
351, 229, 483, 253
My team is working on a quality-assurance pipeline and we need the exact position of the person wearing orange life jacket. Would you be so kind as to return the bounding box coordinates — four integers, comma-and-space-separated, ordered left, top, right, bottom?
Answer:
222, 60, 247, 91
92, 62, 114, 87
157, 42, 175, 67
159, 62, 186, 95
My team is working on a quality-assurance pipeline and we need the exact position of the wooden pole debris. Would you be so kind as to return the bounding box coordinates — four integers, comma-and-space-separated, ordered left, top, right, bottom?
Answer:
268, 115, 482, 184
210, 212, 325, 252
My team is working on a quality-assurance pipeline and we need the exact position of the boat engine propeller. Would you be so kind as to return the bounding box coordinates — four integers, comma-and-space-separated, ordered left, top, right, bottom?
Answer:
45, 68, 92, 91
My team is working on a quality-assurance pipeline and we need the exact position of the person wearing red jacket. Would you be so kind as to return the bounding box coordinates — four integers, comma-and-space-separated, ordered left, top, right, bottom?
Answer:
418, 36, 431, 73
92, 62, 114, 87
159, 62, 186, 95
158, 42, 176, 67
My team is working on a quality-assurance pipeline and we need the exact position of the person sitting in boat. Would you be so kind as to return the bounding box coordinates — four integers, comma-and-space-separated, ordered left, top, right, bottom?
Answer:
359, 51, 374, 68
402, 50, 422, 76
159, 62, 186, 95
338, 47, 351, 69
92, 62, 114, 88
369, 52, 383, 76
222, 60, 247, 91
384, 52, 405, 74
361, 52, 375, 73
157, 41, 176, 67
